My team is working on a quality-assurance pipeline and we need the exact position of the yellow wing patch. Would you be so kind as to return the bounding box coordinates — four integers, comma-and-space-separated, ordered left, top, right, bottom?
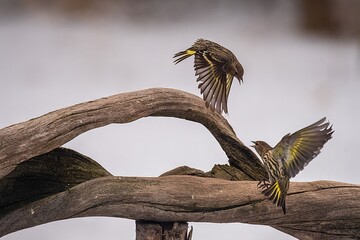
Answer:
202, 53, 214, 67
290, 138, 302, 162
225, 74, 234, 98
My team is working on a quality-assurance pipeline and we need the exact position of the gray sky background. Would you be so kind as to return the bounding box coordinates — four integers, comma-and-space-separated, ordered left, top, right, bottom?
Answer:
1, 1, 359, 239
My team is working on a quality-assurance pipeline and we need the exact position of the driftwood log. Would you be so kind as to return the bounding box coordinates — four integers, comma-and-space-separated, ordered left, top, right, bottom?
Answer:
0, 88, 359, 239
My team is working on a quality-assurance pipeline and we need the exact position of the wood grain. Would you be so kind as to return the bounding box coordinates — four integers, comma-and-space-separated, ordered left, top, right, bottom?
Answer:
1, 88, 358, 239
1, 175, 359, 239
0, 88, 266, 180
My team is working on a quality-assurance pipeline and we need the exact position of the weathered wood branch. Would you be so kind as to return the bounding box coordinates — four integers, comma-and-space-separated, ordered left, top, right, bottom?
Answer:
1, 174, 359, 239
0, 148, 111, 217
0, 148, 244, 219
1, 88, 359, 239
1, 148, 359, 239
0, 88, 265, 180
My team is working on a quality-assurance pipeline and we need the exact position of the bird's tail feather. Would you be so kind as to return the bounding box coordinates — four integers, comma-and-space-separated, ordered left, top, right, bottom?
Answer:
173, 49, 196, 64
262, 180, 287, 214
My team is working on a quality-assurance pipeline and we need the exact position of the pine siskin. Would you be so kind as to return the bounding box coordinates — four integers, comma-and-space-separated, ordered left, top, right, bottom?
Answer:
174, 38, 244, 114
251, 117, 333, 214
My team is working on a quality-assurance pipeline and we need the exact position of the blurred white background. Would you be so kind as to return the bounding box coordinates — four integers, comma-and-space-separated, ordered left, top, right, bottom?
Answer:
1, 0, 359, 239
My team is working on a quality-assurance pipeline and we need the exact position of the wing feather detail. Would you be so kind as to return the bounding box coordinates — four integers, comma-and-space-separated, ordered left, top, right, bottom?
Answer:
272, 117, 334, 178
194, 52, 228, 114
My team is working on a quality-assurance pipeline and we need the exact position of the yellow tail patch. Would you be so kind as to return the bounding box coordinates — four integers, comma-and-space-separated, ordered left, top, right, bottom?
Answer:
268, 182, 282, 205
186, 49, 196, 55
262, 181, 287, 214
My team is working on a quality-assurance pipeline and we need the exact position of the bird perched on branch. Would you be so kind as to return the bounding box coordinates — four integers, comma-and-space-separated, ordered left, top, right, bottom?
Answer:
173, 38, 244, 114
251, 117, 333, 214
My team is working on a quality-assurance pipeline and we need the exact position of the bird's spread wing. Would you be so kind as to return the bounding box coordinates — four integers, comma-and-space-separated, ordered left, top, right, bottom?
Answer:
195, 51, 229, 114
272, 117, 333, 178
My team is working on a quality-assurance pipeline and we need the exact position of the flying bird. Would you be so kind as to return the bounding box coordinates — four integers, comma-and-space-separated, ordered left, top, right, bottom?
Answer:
174, 38, 244, 114
251, 117, 333, 214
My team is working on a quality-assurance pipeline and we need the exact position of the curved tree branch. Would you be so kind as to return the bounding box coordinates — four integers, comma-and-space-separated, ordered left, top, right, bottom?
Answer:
1, 148, 359, 239
0, 147, 257, 220
0, 88, 265, 180
1, 88, 358, 239
1, 175, 359, 239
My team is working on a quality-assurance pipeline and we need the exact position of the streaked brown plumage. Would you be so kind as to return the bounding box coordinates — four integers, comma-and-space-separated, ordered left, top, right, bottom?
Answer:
174, 38, 244, 114
251, 117, 333, 214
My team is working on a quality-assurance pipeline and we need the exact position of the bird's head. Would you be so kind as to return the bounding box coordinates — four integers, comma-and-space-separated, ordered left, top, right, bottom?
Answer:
251, 141, 272, 157
233, 61, 244, 83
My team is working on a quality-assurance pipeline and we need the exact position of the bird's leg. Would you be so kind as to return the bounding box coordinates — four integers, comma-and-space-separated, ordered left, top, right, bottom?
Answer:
257, 179, 270, 190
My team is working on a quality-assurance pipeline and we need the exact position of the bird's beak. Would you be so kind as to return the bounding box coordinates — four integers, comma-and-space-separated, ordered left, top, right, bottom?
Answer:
250, 141, 256, 148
